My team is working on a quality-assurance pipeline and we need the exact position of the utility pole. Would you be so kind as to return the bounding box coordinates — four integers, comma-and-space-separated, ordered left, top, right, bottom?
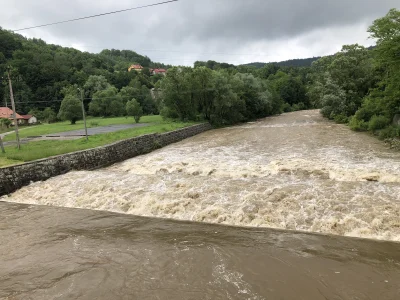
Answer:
78, 88, 88, 141
7, 66, 21, 150
0, 137, 5, 153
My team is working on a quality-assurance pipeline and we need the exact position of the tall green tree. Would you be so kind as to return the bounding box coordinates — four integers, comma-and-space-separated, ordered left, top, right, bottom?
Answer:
268, 71, 308, 108
210, 71, 245, 125
159, 67, 197, 121
366, 8, 400, 120
42, 107, 57, 123
89, 87, 124, 117
58, 95, 81, 124
126, 99, 143, 123
193, 67, 214, 120
310, 44, 375, 119
83, 75, 111, 98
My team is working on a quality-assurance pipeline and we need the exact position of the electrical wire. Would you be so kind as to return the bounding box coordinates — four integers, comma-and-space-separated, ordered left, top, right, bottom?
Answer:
12, 0, 179, 32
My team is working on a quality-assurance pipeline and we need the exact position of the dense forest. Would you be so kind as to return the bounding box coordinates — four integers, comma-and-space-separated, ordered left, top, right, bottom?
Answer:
0, 9, 399, 140
157, 63, 310, 125
0, 28, 169, 119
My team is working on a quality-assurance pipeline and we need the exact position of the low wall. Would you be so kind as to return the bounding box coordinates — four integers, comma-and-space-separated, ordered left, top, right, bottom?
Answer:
0, 123, 212, 196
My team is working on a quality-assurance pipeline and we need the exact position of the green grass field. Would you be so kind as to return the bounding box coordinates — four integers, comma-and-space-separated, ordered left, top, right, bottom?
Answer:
0, 116, 198, 167
2, 115, 162, 141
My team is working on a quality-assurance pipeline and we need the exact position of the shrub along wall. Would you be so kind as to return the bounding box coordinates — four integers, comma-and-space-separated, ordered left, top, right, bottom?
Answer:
0, 123, 212, 196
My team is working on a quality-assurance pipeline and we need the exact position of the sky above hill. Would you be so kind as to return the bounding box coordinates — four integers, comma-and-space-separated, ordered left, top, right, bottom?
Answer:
1, 0, 399, 66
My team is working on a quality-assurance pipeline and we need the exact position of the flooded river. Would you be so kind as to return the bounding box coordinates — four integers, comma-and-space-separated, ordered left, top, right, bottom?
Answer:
1, 110, 400, 299
3, 110, 400, 241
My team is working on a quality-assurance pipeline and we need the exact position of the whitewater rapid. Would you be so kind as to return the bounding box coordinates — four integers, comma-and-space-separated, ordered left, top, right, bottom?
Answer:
2, 110, 400, 241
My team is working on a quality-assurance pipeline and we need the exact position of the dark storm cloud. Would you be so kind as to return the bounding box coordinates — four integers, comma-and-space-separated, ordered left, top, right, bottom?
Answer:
1, 0, 399, 65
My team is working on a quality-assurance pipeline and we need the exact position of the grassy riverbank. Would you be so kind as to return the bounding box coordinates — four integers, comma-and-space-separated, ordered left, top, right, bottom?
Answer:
2, 115, 162, 141
0, 117, 198, 167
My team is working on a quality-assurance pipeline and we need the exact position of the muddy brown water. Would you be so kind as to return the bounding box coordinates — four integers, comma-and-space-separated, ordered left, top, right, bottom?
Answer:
1, 110, 400, 299
1, 202, 400, 300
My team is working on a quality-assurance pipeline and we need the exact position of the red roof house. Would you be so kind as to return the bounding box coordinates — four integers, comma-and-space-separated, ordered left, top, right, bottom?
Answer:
0, 107, 25, 125
0, 107, 23, 120
152, 68, 167, 75
128, 64, 144, 72
20, 114, 38, 124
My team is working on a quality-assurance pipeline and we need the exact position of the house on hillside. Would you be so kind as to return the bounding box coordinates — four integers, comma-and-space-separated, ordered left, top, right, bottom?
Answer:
21, 115, 37, 125
152, 68, 167, 76
128, 64, 143, 72
0, 107, 24, 125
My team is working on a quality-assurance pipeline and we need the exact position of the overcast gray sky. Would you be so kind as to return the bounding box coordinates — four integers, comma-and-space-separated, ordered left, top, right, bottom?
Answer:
1, 0, 399, 66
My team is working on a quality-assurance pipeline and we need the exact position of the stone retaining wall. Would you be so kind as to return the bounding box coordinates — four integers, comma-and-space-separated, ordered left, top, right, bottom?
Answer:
0, 123, 212, 196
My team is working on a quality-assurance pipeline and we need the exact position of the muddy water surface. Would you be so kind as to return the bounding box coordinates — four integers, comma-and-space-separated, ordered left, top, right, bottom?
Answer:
3, 110, 400, 241
1, 202, 399, 300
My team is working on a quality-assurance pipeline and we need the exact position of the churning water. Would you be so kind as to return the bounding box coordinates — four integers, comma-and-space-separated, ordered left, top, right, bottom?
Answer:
2, 110, 400, 241
2, 110, 400, 299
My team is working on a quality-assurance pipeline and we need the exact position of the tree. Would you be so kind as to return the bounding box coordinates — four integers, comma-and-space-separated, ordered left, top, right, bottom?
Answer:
159, 67, 197, 121
42, 107, 57, 123
83, 75, 112, 98
309, 44, 375, 119
58, 95, 81, 124
126, 99, 143, 123
268, 71, 308, 108
138, 85, 158, 115
89, 87, 124, 117
234, 73, 278, 119
28, 108, 44, 122
319, 76, 347, 120
0, 28, 22, 59
366, 8, 400, 121
118, 86, 140, 104
142, 67, 151, 77
0, 118, 11, 129
193, 67, 214, 120
210, 71, 245, 125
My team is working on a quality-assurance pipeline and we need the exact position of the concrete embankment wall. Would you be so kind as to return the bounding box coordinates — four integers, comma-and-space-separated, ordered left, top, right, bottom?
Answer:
0, 123, 212, 196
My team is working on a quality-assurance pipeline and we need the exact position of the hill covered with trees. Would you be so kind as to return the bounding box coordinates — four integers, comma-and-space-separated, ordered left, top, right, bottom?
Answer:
243, 57, 321, 69
0, 27, 168, 115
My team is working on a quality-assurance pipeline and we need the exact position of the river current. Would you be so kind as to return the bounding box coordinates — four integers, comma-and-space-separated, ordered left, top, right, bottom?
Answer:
3, 110, 400, 241
1, 110, 400, 299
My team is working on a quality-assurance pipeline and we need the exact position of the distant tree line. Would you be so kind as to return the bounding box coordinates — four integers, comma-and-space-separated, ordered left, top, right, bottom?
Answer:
156, 64, 310, 125
242, 57, 321, 69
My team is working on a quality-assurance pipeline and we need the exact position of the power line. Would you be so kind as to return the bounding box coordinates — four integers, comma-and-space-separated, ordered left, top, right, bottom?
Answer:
12, 0, 179, 32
